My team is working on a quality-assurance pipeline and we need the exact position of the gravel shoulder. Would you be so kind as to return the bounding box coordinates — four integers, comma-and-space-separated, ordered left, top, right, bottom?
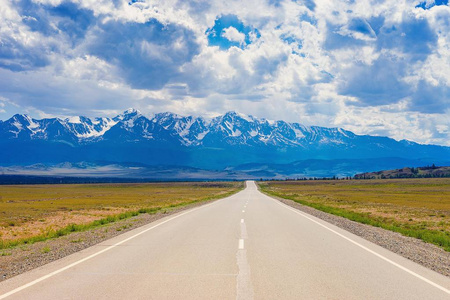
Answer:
267, 193, 450, 277
0, 199, 220, 282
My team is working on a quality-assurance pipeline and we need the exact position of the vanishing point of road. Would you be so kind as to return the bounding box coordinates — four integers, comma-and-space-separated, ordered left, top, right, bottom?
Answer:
1, 181, 449, 299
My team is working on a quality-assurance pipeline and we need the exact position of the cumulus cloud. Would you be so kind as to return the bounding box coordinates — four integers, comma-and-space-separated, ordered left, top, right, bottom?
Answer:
87, 19, 200, 90
205, 14, 260, 50
0, 0, 448, 146
222, 27, 246, 45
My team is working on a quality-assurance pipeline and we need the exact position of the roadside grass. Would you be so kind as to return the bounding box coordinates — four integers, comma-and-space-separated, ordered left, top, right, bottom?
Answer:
0, 182, 244, 249
40, 246, 51, 254
258, 178, 450, 252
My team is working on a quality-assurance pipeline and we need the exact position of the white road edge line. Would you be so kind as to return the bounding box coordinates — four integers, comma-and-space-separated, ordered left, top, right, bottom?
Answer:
239, 239, 245, 250
272, 199, 450, 295
0, 200, 222, 300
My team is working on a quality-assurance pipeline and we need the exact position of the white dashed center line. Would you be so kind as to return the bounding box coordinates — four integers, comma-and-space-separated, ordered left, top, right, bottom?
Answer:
239, 239, 245, 250
237, 194, 253, 300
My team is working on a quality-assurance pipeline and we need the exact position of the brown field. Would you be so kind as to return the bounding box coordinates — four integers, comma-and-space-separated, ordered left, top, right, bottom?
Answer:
0, 182, 243, 248
258, 178, 450, 251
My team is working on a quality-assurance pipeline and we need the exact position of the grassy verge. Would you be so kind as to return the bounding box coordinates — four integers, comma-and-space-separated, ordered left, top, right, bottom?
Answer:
0, 182, 244, 249
0, 207, 158, 249
258, 179, 450, 252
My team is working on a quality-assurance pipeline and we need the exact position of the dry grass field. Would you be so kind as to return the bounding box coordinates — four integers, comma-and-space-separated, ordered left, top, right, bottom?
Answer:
258, 178, 450, 251
0, 182, 243, 249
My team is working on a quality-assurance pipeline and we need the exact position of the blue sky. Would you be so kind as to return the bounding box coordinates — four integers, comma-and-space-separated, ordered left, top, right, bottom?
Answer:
0, 0, 449, 146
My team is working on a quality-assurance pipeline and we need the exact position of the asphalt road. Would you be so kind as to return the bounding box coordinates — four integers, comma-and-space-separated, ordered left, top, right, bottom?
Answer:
1, 181, 449, 299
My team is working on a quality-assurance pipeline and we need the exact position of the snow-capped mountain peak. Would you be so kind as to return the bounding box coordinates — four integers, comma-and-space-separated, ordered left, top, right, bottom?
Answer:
63, 116, 117, 139
0, 109, 423, 152
124, 108, 141, 115
113, 108, 142, 122
2, 110, 449, 172
1, 110, 360, 147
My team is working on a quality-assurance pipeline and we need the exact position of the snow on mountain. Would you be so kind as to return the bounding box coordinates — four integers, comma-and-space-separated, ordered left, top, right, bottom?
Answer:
151, 112, 208, 146
113, 108, 141, 123
0, 109, 400, 148
64, 116, 117, 139
2, 109, 450, 172
0, 114, 117, 141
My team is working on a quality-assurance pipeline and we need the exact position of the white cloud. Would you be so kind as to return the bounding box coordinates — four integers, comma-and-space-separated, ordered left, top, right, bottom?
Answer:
221, 26, 246, 44
0, 0, 448, 146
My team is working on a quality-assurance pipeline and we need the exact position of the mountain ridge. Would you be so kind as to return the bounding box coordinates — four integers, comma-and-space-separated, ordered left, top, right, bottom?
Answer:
1, 110, 449, 176
0, 109, 367, 146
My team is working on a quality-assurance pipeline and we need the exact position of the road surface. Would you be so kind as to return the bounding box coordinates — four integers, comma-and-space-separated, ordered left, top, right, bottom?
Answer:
1, 181, 449, 299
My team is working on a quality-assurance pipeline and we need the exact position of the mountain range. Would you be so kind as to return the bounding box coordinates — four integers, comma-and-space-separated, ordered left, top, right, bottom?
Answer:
1, 109, 449, 179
